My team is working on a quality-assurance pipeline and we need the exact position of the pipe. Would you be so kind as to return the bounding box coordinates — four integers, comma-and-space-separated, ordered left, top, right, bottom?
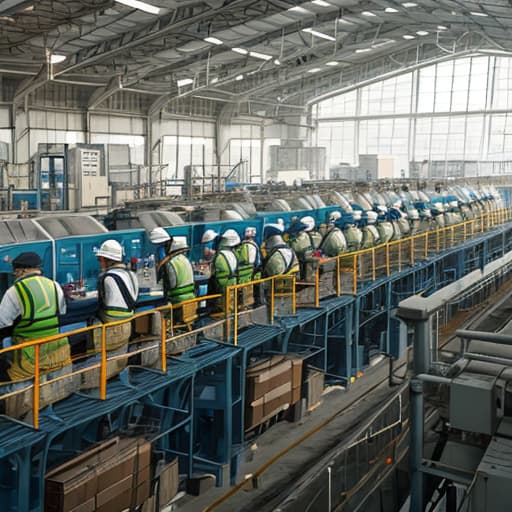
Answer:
456, 329, 512, 346
464, 352, 512, 367
413, 318, 432, 376
416, 373, 451, 385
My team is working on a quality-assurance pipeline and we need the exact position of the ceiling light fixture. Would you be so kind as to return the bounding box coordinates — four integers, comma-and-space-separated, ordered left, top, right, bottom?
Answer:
361, 11, 376, 16
326, 61, 339, 66
403, 34, 415, 39
385, 7, 399, 13
338, 18, 354, 25
204, 36, 223, 45
274, 59, 281, 65
416, 30, 429, 36
177, 78, 193, 87
308, 68, 322, 73
402, 2, 417, 7
235, 74, 244, 81
210, 77, 219, 84
49, 54, 66, 64
249, 51, 272, 60
115, 0, 160, 15
312, 0, 331, 6
355, 48, 372, 53
437, 25, 448, 30
302, 27, 336, 41
232, 47, 248, 55
470, 11, 488, 17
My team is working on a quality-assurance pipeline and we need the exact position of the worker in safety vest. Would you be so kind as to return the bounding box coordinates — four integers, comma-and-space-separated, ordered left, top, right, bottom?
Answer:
210, 229, 239, 312
263, 224, 299, 277
150, 228, 195, 304
94, 240, 138, 352
237, 226, 262, 283
0, 252, 70, 381
319, 212, 348, 257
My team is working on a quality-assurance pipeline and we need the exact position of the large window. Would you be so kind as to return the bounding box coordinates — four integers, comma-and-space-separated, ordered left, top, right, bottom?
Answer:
313, 55, 512, 177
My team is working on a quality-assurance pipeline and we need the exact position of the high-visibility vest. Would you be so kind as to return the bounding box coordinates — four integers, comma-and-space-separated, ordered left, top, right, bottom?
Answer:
320, 228, 347, 257
12, 274, 67, 369
98, 268, 137, 323
212, 249, 238, 291
236, 240, 261, 283
263, 246, 299, 277
163, 253, 195, 304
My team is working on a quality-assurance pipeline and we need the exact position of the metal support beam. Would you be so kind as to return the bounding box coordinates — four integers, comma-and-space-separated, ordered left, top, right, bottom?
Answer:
413, 318, 432, 376
87, 76, 122, 110
410, 378, 425, 512
456, 329, 512, 346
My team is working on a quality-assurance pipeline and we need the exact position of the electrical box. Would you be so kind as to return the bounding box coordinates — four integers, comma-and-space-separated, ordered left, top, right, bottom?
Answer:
472, 435, 512, 512
450, 372, 497, 435
68, 146, 109, 210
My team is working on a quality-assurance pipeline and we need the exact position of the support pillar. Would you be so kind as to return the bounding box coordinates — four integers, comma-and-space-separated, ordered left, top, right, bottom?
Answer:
410, 378, 424, 512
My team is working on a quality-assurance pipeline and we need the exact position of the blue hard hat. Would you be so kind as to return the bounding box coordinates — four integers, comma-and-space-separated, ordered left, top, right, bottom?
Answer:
287, 218, 308, 235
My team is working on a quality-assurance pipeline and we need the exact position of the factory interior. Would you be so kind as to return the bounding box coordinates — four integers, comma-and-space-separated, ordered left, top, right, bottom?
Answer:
2, 1, 512, 511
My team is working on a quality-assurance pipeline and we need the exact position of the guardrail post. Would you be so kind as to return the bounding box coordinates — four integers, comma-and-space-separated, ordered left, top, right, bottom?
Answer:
234, 286, 239, 346
160, 310, 167, 373
336, 256, 341, 296
270, 278, 275, 324
386, 244, 390, 276
100, 324, 107, 400
371, 248, 376, 281
353, 254, 358, 294
33, 344, 40, 429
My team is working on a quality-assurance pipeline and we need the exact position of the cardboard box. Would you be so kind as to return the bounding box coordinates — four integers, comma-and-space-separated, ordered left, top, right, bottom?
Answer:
245, 396, 264, 429
246, 356, 292, 400
159, 458, 179, 508
45, 437, 152, 512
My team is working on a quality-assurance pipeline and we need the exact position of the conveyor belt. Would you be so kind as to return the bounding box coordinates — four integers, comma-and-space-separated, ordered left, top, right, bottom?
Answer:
0, 416, 45, 456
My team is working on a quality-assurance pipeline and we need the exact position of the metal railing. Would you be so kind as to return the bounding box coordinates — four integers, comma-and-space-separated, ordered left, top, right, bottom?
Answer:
307, 207, 512, 302
225, 274, 297, 346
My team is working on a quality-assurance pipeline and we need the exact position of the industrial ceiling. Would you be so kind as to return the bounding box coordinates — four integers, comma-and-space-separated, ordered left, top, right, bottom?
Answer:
0, 0, 510, 116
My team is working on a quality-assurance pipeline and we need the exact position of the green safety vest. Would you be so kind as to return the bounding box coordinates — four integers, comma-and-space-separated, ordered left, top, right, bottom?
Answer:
12, 274, 67, 368
264, 246, 299, 277
212, 250, 237, 291
236, 241, 259, 284
163, 253, 195, 304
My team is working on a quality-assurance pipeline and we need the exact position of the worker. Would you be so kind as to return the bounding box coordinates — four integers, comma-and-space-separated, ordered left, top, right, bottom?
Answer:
262, 224, 299, 277
93, 239, 138, 356
360, 210, 380, 249
335, 213, 363, 252
237, 226, 262, 283
150, 228, 197, 328
320, 213, 348, 257
0, 252, 70, 382
209, 229, 240, 313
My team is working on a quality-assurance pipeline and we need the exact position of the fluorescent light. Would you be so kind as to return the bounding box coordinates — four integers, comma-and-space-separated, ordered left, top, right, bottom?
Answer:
361, 11, 376, 16
437, 25, 448, 30
403, 34, 415, 39
210, 77, 219, 84
288, 6, 311, 14
470, 11, 488, 17
115, 0, 160, 15
232, 47, 248, 55
372, 39, 395, 48
274, 59, 281, 65
312, 0, 331, 6
235, 74, 244, 81
50, 54, 66, 64
416, 30, 429, 36
302, 27, 336, 41
307, 68, 322, 73
249, 51, 272, 60
177, 78, 193, 87
402, 2, 417, 7
326, 61, 339, 66
385, 7, 398, 13
355, 48, 372, 53
338, 18, 354, 25
204, 37, 223, 45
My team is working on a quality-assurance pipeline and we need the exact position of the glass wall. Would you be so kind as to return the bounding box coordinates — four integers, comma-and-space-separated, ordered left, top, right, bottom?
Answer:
313, 55, 512, 177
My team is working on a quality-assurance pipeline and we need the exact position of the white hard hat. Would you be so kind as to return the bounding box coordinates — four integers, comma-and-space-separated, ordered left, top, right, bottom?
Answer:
300, 216, 315, 232
366, 211, 378, 224
222, 229, 241, 247
201, 229, 218, 244
97, 239, 124, 262
170, 236, 189, 252
376, 205, 388, 214
149, 227, 171, 244
245, 226, 257, 238
329, 211, 342, 222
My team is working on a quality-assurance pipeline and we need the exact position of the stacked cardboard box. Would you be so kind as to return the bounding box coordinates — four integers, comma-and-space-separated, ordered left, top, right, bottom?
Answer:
45, 437, 151, 512
305, 369, 324, 410
245, 355, 303, 430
